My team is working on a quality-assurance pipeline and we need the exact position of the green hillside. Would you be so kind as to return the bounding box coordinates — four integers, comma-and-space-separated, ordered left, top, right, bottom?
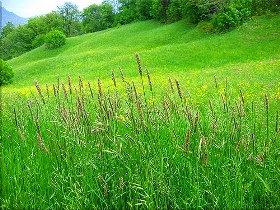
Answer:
2, 14, 280, 209
4, 14, 280, 101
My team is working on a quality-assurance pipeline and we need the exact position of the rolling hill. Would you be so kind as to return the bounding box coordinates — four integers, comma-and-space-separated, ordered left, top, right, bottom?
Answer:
4, 14, 280, 101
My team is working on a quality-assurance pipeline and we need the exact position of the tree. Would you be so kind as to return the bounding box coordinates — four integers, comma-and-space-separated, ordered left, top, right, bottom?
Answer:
104, 0, 121, 14
27, 12, 63, 37
167, 0, 183, 23
135, 0, 153, 20
150, 0, 170, 23
57, 2, 81, 37
82, 2, 114, 33
115, 0, 137, 24
0, 22, 15, 39
1, 24, 35, 60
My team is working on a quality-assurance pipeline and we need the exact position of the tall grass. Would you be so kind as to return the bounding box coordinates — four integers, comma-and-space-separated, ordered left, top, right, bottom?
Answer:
2, 54, 280, 209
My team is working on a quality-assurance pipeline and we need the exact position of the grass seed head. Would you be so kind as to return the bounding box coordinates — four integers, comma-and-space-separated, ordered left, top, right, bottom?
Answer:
163, 98, 170, 120
68, 74, 72, 94
185, 129, 191, 152
175, 79, 182, 100
111, 70, 117, 87
209, 99, 214, 116
136, 98, 144, 123
214, 75, 218, 88
264, 93, 269, 113
240, 89, 244, 104
62, 82, 69, 101
37, 133, 48, 153
53, 84, 57, 97
126, 83, 133, 101
235, 136, 243, 153
132, 81, 138, 100
146, 67, 152, 92
112, 70, 117, 88
34, 80, 45, 104
198, 133, 204, 153
204, 149, 208, 167
135, 52, 143, 77
119, 66, 125, 82
79, 75, 84, 92
169, 77, 174, 93
88, 81, 94, 98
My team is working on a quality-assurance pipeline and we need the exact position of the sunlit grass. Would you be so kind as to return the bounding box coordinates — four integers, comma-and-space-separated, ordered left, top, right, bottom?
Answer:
2, 52, 280, 209
1, 14, 280, 209
4, 14, 280, 90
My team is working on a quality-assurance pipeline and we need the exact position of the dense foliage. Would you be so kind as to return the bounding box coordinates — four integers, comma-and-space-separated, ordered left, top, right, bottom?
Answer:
82, 2, 114, 33
44, 30, 66, 49
1, 0, 279, 60
0, 59, 14, 86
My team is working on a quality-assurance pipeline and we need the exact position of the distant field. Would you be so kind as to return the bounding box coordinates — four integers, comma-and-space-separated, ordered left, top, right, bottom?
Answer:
2, 14, 280, 209
3, 14, 280, 100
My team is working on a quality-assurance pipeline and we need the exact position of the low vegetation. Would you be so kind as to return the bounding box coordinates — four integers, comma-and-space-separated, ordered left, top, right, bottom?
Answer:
2, 53, 280, 209
1, 13, 280, 209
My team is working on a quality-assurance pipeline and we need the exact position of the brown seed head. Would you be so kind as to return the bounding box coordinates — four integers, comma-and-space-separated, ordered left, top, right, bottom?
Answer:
146, 67, 152, 91
175, 79, 182, 100
119, 66, 125, 82
264, 93, 269, 113
111, 70, 116, 87
185, 129, 191, 152
62, 82, 69, 101
34, 80, 45, 103
68, 74, 72, 94
135, 52, 143, 77
169, 77, 174, 93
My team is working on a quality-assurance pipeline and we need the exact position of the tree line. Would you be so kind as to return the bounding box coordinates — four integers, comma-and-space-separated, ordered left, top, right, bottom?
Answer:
1, 0, 279, 60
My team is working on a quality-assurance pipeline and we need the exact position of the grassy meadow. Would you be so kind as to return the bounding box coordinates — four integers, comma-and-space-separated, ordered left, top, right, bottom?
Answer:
1, 14, 280, 209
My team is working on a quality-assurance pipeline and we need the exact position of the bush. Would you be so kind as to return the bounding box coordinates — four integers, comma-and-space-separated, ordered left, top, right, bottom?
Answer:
32, 34, 46, 48
212, 0, 252, 32
0, 59, 14, 86
44, 30, 66, 49
183, 0, 223, 24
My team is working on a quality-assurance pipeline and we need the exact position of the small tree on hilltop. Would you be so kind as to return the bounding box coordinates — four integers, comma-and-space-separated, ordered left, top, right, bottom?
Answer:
44, 30, 66, 49
0, 59, 15, 86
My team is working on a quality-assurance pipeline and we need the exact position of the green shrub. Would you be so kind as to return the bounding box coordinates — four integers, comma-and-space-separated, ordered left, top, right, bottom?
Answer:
44, 30, 66, 49
212, 0, 251, 32
0, 59, 14, 86
32, 34, 46, 48
183, 0, 223, 24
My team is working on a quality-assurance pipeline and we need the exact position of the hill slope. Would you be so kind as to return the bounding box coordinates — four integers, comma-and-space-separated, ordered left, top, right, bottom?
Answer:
5, 15, 280, 101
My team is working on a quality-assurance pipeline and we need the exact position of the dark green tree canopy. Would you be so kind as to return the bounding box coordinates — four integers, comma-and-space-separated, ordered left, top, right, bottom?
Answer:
1, 22, 15, 39
82, 2, 114, 33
